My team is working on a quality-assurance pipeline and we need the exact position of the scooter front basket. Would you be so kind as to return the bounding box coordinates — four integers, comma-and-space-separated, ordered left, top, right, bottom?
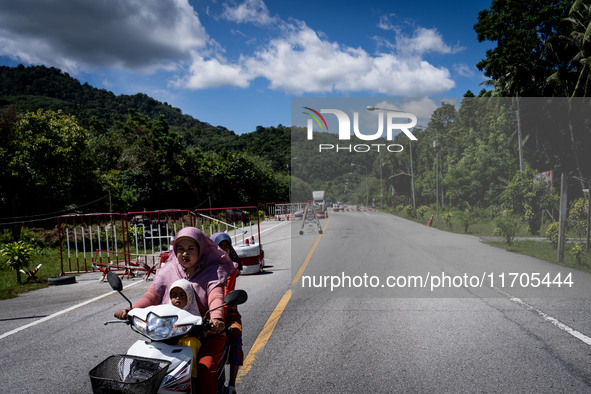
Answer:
89, 354, 171, 394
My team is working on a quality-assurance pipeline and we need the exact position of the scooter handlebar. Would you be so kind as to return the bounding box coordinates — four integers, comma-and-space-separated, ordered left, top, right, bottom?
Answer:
189, 316, 214, 337
104, 319, 129, 325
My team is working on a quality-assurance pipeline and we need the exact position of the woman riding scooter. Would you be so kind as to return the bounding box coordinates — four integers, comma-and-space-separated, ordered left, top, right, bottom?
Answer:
115, 227, 235, 393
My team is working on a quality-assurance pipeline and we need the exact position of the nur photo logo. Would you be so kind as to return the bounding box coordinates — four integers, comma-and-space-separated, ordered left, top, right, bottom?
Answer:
303, 106, 418, 153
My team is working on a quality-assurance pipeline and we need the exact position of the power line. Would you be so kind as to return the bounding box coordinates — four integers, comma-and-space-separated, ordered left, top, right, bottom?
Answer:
0, 194, 110, 224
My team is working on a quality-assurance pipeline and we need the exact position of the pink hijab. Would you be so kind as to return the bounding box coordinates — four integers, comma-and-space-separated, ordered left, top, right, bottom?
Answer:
152, 227, 235, 316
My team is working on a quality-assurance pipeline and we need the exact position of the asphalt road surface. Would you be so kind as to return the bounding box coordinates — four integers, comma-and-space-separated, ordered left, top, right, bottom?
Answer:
2, 211, 591, 393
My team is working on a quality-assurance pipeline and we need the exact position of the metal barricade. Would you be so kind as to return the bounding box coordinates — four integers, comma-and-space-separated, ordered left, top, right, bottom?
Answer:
58, 213, 126, 275
58, 207, 265, 277
194, 206, 264, 274
267, 202, 306, 220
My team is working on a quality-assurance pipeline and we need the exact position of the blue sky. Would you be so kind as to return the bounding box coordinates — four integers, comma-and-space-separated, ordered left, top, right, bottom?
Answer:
0, 0, 493, 135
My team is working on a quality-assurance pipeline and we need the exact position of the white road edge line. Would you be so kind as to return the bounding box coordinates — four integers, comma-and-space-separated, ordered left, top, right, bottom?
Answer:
229, 220, 289, 242
496, 287, 591, 346
1, 221, 290, 341
0, 280, 143, 340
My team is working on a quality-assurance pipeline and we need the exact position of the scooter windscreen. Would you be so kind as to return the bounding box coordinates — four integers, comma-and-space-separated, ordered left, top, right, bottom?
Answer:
128, 304, 203, 341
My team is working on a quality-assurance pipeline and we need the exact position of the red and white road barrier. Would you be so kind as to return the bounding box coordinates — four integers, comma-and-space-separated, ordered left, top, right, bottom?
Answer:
235, 237, 264, 275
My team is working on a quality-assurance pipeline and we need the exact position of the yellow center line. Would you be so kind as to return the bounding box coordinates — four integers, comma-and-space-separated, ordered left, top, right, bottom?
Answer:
235, 288, 292, 381
292, 217, 330, 286
236, 216, 331, 383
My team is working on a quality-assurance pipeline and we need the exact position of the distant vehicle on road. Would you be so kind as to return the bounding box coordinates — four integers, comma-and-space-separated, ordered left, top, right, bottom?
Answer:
312, 190, 325, 206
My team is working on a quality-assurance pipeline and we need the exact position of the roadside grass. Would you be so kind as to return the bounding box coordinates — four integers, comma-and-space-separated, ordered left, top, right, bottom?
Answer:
384, 206, 591, 273
486, 240, 591, 275
0, 247, 66, 300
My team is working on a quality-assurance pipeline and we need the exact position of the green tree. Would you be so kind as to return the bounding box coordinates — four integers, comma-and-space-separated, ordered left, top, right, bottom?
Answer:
569, 242, 586, 265
440, 98, 517, 208
499, 166, 557, 235
0, 108, 91, 238
474, 0, 573, 96
550, 0, 591, 97
89, 110, 185, 211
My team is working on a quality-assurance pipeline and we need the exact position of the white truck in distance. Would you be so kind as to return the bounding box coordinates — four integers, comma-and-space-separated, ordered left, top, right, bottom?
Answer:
312, 190, 325, 206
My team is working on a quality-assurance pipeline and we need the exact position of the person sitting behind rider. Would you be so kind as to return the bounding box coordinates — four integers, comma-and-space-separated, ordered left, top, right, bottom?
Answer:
212, 232, 243, 394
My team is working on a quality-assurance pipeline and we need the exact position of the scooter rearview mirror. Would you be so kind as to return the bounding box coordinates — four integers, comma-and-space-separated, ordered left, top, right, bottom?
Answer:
107, 271, 133, 309
224, 289, 248, 306
107, 271, 123, 292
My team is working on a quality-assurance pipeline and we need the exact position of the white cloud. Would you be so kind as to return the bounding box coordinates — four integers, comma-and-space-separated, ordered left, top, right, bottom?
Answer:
377, 14, 464, 56
0, 0, 209, 74
172, 55, 251, 89
377, 13, 400, 32
221, 0, 277, 25
241, 22, 455, 95
0, 0, 460, 96
396, 27, 464, 56
454, 63, 475, 78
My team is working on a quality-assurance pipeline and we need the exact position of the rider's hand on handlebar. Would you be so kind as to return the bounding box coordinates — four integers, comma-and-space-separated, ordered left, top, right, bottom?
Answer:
114, 308, 129, 320
208, 318, 225, 334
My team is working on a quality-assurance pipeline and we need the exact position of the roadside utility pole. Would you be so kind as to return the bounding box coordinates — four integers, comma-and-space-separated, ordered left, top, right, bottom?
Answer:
557, 173, 568, 261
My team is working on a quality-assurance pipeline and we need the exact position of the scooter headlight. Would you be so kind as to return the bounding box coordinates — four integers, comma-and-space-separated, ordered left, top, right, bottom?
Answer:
133, 313, 193, 340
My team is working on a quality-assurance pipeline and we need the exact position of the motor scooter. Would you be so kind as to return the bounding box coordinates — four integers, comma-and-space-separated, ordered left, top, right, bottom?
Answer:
89, 271, 247, 394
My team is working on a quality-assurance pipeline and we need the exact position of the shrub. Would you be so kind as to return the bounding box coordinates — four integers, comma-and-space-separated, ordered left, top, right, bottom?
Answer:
458, 207, 477, 233
416, 206, 429, 220
403, 205, 414, 218
569, 243, 585, 265
442, 211, 454, 229
493, 212, 521, 246
568, 198, 587, 240
546, 222, 559, 248
397, 204, 414, 218
0, 241, 35, 284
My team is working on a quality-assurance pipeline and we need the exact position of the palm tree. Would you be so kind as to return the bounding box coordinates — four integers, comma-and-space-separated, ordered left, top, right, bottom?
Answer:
563, 0, 591, 97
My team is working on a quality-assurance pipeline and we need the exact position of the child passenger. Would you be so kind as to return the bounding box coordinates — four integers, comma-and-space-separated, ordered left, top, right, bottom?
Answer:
169, 279, 201, 392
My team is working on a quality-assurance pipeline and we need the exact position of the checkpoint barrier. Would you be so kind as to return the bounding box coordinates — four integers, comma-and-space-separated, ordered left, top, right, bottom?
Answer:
58, 210, 195, 277
90, 250, 162, 281
58, 213, 128, 275
58, 206, 264, 277
194, 206, 264, 275
235, 237, 264, 275
125, 210, 195, 259
267, 202, 307, 221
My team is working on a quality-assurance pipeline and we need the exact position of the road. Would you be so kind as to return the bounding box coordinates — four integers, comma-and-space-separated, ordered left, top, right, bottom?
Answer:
1, 211, 591, 392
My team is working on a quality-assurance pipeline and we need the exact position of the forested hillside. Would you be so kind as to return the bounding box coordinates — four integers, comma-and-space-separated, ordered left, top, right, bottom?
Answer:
0, 65, 290, 234
0, 65, 290, 169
